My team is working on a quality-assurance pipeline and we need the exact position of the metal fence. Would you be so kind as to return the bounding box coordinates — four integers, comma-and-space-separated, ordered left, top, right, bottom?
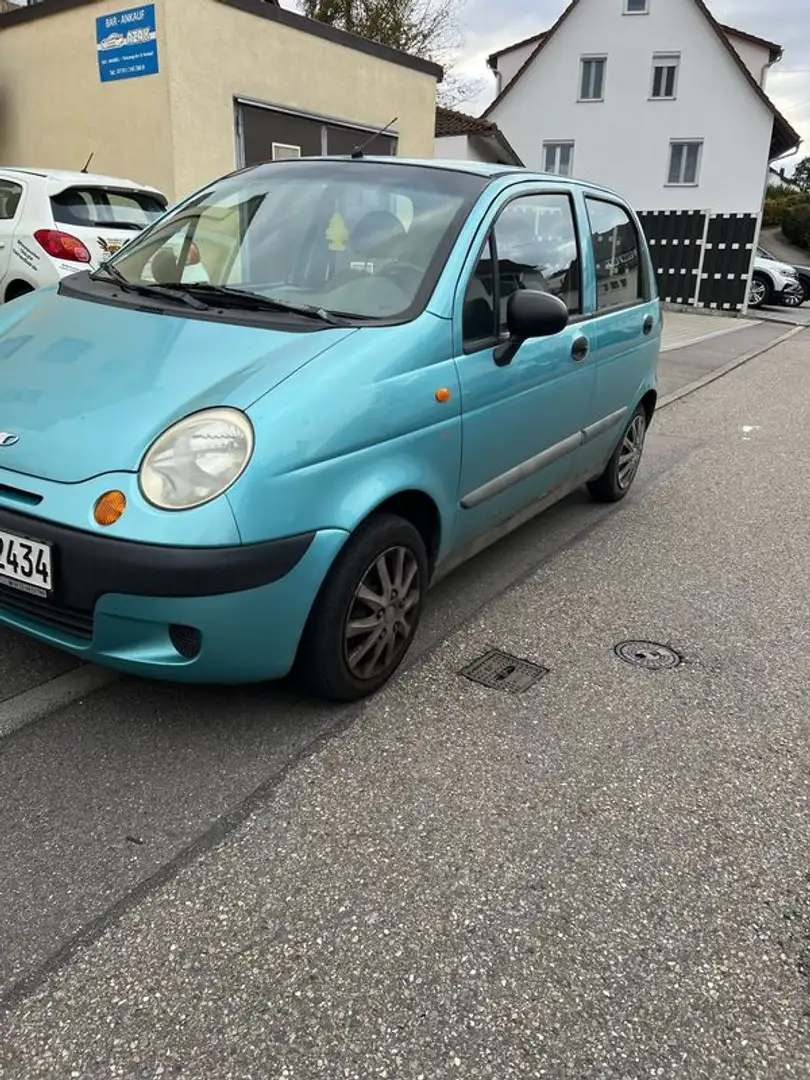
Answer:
637, 209, 758, 312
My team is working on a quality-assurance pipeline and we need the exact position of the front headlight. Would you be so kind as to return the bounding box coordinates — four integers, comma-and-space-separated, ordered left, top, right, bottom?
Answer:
139, 407, 254, 511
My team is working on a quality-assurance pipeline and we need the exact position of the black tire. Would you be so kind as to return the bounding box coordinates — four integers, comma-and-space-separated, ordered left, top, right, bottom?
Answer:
748, 272, 772, 310
587, 404, 647, 504
295, 513, 428, 703
5, 281, 34, 304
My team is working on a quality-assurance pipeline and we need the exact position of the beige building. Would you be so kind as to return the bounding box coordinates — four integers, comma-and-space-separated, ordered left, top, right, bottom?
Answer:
0, 0, 440, 201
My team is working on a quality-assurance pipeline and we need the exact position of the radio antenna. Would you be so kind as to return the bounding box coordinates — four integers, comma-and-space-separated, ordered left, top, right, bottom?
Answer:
351, 118, 398, 159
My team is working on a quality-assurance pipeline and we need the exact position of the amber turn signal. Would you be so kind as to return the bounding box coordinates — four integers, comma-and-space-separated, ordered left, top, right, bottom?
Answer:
94, 490, 127, 527
435, 388, 452, 403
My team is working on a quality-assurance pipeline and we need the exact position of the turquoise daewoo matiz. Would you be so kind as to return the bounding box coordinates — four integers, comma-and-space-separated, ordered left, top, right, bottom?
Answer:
0, 157, 660, 701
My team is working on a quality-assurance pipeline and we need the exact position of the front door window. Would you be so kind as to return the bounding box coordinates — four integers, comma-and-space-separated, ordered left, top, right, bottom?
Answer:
462, 191, 581, 349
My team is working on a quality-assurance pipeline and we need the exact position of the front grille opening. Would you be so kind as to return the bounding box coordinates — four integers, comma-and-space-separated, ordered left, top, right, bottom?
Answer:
0, 587, 93, 641
169, 624, 202, 659
0, 483, 43, 507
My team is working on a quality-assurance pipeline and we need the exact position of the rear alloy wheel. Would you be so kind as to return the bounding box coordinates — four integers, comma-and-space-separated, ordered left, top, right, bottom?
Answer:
295, 514, 428, 702
587, 404, 647, 504
748, 272, 772, 309
783, 279, 809, 308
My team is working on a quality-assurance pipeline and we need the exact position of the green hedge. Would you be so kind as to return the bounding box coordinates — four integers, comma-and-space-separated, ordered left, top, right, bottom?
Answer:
763, 187, 810, 229
782, 202, 810, 250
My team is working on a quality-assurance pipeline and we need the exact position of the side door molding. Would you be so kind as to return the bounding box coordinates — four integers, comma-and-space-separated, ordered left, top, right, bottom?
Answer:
461, 406, 627, 509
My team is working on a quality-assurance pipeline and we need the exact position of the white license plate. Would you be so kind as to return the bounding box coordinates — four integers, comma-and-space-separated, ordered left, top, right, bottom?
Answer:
0, 528, 53, 596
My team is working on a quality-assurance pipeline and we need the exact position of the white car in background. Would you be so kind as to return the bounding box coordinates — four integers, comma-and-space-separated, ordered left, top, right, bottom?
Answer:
749, 246, 805, 310
0, 167, 168, 304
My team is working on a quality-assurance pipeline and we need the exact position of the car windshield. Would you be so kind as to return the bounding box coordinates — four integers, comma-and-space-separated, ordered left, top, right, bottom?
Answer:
51, 186, 168, 231
105, 159, 486, 321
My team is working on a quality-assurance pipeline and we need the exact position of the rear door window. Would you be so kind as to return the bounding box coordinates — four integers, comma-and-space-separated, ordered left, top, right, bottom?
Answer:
50, 187, 167, 231
584, 197, 645, 311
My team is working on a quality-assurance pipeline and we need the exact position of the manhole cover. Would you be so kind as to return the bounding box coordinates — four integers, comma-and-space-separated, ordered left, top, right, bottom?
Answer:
459, 649, 549, 693
614, 640, 682, 670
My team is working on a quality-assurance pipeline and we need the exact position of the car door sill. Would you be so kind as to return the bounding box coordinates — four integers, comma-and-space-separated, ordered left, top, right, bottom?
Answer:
434, 467, 600, 586
459, 408, 626, 511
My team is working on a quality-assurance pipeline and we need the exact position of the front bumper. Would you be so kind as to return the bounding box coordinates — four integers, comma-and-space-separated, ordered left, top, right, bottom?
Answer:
0, 504, 348, 683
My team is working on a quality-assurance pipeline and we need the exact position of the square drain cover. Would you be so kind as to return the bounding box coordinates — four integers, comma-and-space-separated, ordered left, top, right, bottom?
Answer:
459, 649, 548, 693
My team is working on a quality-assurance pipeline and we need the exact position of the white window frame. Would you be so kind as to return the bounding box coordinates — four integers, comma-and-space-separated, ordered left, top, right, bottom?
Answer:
579, 56, 607, 102
542, 142, 575, 177
651, 53, 680, 100
667, 140, 703, 186
271, 142, 301, 160
624, 0, 649, 13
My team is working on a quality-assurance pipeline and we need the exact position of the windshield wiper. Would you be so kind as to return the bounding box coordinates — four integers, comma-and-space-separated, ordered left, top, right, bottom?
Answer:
89, 264, 211, 310
160, 283, 352, 325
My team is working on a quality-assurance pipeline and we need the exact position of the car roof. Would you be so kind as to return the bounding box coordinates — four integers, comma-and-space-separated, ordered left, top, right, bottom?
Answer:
239, 155, 629, 203
0, 167, 164, 196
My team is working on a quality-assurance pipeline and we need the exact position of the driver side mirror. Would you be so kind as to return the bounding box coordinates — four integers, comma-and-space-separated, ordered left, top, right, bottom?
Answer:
494, 289, 570, 367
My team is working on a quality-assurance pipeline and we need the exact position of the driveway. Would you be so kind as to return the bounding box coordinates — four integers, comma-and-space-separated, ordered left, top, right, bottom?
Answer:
759, 225, 810, 268
1, 330, 809, 1078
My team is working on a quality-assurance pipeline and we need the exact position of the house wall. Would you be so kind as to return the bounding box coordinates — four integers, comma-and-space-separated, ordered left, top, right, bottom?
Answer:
487, 0, 775, 215
435, 134, 504, 164
435, 135, 477, 160
493, 40, 538, 94
724, 32, 772, 87
163, 0, 437, 200
0, 0, 175, 195
0, 0, 438, 204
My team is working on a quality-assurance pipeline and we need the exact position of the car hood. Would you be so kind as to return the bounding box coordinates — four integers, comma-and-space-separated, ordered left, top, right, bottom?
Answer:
758, 256, 795, 275
0, 289, 357, 484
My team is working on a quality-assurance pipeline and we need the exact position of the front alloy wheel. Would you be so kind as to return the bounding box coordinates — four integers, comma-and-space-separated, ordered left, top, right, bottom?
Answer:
344, 545, 421, 681
295, 514, 428, 702
748, 273, 771, 309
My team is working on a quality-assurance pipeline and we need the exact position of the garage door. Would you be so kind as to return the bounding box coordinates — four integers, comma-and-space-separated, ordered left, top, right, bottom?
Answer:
238, 102, 397, 165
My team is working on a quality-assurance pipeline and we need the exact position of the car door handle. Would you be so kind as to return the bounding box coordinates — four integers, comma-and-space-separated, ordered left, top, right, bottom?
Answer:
643, 314, 654, 335
571, 336, 589, 362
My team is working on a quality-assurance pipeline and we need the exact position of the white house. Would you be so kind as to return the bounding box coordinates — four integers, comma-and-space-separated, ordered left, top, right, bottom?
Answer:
767, 166, 805, 193
434, 106, 523, 167
484, 0, 798, 211
483, 0, 801, 310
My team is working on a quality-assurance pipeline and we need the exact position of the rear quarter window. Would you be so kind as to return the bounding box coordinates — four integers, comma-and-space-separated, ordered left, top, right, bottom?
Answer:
0, 180, 23, 220
50, 187, 167, 231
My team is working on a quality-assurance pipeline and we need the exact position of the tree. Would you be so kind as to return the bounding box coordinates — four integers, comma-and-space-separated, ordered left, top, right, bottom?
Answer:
792, 156, 810, 192
301, 0, 482, 107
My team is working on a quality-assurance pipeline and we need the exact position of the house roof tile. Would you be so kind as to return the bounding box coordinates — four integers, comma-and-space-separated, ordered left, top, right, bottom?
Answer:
435, 106, 524, 166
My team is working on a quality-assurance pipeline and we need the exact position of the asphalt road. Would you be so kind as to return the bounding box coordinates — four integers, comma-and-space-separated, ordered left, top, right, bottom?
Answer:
1, 330, 809, 1077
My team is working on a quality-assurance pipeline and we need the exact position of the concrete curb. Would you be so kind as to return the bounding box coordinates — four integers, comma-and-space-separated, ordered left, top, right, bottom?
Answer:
0, 666, 118, 740
658, 324, 805, 410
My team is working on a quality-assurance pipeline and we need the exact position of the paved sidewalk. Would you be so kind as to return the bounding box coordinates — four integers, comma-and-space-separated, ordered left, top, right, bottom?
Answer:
757, 305, 810, 328
657, 319, 799, 400
661, 311, 757, 353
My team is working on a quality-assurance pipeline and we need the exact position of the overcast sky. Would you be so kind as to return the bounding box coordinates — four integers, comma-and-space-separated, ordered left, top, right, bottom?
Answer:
456, 0, 809, 169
